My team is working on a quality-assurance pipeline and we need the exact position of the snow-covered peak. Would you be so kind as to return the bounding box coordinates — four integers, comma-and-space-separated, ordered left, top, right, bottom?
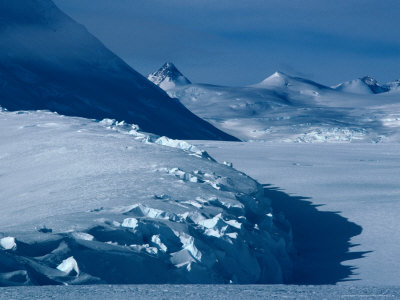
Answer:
256, 71, 289, 88
252, 71, 329, 94
148, 62, 191, 90
333, 76, 390, 94
361, 76, 378, 86
360, 76, 390, 94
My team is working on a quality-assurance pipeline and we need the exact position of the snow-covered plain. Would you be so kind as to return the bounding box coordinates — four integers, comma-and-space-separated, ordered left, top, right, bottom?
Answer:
0, 284, 399, 300
193, 141, 400, 286
0, 109, 293, 286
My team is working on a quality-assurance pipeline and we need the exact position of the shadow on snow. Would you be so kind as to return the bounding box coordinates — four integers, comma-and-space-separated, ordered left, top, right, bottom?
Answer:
263, 184, 371, 285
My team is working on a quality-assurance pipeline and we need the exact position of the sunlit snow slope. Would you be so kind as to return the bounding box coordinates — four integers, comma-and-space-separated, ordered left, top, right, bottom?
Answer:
150, 64, 400, 142
0, 0, 236, 141
0, 109, 292, 286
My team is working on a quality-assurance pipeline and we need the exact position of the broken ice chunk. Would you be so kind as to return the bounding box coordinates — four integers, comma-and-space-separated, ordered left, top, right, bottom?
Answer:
57, 256, 80, 276
121, 218, 139, 229
71, 232, 94, 241
151, 235, 167, 252
0, 237, 16, 250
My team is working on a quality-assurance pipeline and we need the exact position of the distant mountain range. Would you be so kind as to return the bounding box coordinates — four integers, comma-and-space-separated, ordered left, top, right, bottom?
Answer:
149, 63, 399, 95
332, 76, 399, 94
0, 0, 237, 141
149, 63, 400, 142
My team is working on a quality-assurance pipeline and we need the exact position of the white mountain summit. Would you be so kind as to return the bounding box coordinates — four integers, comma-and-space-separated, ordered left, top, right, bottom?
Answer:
333, 76, 390, 94
148, 62, 191, 90
252, 71, 331, 94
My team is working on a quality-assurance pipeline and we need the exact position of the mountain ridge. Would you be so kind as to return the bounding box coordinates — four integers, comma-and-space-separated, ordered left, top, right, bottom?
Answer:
0, 0, 238, 141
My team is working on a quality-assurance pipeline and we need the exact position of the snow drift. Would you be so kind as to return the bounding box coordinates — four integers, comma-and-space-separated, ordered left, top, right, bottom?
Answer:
0, 109, 293, 286
0, 0, 237, 141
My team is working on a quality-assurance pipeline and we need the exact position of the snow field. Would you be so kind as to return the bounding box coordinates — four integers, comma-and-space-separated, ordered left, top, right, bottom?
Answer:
1, 284, 400, 299
195, 141, 400, 285
0, 110, 293, 286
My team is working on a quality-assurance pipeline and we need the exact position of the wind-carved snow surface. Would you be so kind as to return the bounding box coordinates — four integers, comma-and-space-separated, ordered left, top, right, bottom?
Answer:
151, 64, 400, 143
0, 110, 293, 286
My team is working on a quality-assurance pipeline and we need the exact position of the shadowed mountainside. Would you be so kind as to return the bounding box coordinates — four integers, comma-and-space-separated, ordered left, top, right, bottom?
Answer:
0, 0, 238, 141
